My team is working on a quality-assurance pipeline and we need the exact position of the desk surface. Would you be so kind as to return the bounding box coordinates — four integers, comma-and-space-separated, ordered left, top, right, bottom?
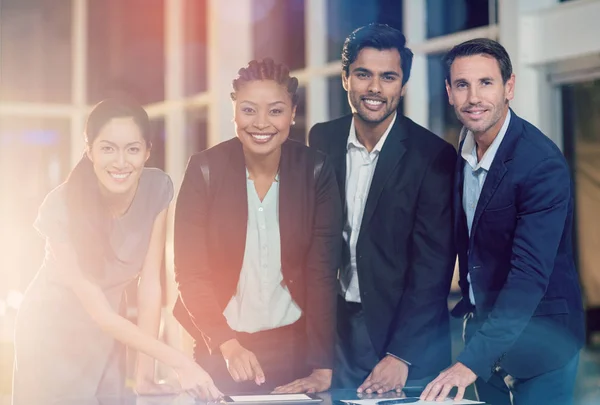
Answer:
52, 389, 488, 405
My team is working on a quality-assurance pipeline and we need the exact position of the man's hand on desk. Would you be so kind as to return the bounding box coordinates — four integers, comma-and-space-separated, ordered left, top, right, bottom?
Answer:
272, 369, 332, 394
420, 361, 477, 402
358, 355, 409, 394
220, 338, 266, 385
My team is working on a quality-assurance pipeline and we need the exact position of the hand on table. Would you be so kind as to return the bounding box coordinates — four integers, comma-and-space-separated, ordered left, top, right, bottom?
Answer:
358, 355, 409, 395
220, 338, 266, 385
420, 362, 477, 402
272, 369, 332, 394
134, 377, 179, 396
174, 360, 223, 401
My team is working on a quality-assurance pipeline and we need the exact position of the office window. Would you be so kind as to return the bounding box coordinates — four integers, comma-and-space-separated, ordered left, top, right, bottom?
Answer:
561, 79, 600, 328
87, 0, 165, 104
185, 107, 209, 156
253, 0, 306, 71
184, 0, 208, 96
428, 54, 461, 147
0, 0, 72, 103
328, 76, 351, 120
289, 87, 307, 143
326, 0, 403, 62
426, 0, 495, 39
0, 117, 71, 292
147, 118, 166, 170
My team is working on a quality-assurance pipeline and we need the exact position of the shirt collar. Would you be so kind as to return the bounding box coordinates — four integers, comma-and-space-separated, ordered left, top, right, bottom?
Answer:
245, 169, 280, 182
461, 109, 512, 171
347, 111, 397, 153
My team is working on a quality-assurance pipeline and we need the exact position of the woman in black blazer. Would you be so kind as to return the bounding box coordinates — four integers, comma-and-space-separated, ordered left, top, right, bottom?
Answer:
173, 58, 343, 394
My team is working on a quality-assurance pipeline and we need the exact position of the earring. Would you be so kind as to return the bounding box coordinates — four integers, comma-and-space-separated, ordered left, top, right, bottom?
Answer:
292, 120, 296, 126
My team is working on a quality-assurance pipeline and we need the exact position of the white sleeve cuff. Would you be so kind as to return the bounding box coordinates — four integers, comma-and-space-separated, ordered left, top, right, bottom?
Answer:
386, 352, 412, 366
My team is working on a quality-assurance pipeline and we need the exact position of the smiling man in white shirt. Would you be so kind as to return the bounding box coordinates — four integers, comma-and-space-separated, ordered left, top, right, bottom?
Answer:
310, 23, 457, 395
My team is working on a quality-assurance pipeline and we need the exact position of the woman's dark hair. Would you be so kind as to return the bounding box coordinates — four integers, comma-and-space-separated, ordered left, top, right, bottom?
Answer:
65, 98, 151, 278
230, 58, 300, 106
341, 23, 414, 86
443, 38, 513, 84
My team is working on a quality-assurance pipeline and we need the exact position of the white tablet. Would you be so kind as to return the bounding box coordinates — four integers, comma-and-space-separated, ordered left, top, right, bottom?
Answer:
222, 394, 323, 404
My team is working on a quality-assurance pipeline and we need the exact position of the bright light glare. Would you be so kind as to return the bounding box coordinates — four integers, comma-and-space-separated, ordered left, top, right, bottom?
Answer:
6, 290, 24, 310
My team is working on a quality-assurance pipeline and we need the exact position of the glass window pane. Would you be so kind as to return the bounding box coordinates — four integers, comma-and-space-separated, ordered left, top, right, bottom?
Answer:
289, 87, 307, 143
184, 0, 208, 96
0, 0, 72, 103
147, 118, 166, 170
87, 0, 165, 104
426, 0, 493, 39
186, 107, 209, 155
252, 0, 306, 71
561, 79, 600, 311
326, 0, 403, 63
0, 117, 71, 293
427, 54, 461, 148
328, 76, 352, 120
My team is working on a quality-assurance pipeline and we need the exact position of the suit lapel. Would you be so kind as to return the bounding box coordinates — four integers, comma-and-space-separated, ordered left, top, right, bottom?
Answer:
278, 142, 300, 268
360, 115, 408, 230
455, 134, 467, 246
469, 161, 508, 237
221, 139, 248, 272
469, 110, 522, 242
329, 116, 352, 211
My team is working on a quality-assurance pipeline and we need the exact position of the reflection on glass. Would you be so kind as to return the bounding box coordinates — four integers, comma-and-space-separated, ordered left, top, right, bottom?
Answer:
253, 0, 306, 71
87, 0, 165, 104
427, 53, 462, 148
562, 80, 600, 321
326, 0, 403, 62
0, 118, 71, 294
426, 0, 493, 39
184, 0, 208, 96
0, 0, 72, 103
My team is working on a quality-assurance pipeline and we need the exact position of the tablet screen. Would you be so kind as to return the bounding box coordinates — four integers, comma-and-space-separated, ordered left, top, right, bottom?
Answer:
228, 394, 315, 402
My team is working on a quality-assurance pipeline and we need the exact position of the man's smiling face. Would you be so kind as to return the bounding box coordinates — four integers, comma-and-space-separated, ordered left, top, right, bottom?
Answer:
343, 47, 406, 126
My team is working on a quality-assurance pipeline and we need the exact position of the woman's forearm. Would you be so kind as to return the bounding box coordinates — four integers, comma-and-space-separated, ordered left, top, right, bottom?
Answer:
75, 277, 192, 372
135, 277, 163, 381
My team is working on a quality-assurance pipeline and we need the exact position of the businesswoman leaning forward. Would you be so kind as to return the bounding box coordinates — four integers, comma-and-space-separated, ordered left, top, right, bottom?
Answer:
173, 58, 343, 394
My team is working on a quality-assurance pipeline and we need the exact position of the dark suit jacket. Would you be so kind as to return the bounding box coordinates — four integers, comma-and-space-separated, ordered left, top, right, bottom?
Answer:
173, 138, 343, 370
309, 113, 457, 380
452, 110, 585, 381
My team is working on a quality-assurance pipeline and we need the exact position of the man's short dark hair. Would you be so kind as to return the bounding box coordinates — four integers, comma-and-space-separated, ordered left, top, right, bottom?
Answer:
443, 38, 513, 84
341, 23, 413, 86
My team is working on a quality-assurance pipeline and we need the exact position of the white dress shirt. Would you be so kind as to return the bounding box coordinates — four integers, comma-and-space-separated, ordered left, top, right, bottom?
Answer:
223, 172, 302, 332
461, 110, 511, 305
340, 112, 397, 303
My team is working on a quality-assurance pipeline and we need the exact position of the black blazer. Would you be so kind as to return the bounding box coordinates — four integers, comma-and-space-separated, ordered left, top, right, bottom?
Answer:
452, 110, 585, 381
309, 113, 456, 380
173, 138, 343, 370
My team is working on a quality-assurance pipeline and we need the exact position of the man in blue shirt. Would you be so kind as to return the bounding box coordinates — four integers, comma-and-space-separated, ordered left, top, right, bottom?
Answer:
422, 38, 585, 405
